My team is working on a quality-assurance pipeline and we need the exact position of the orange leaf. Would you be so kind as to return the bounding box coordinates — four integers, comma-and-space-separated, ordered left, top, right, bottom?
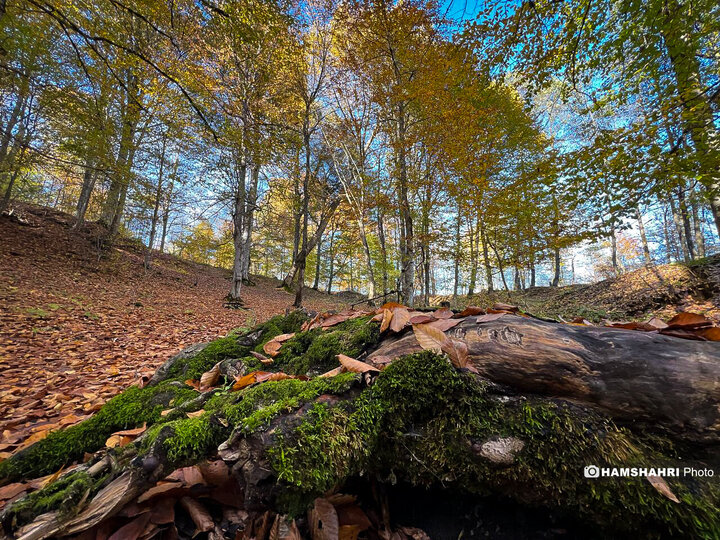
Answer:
457, 306, 485, 317
697, 327, 720, 341
379, 309, 393, 333
412, 323, 449, 353
666, 312, 712, 329
319, 366, 346, 378
389, 307, 410, 333
428, 318, 461, 331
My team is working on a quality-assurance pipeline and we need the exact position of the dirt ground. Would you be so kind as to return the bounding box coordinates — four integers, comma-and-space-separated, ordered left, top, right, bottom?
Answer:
0, 204, 347, 454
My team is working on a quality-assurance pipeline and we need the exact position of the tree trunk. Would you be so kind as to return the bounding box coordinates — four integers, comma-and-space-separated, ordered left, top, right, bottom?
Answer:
377, 209, 388, 296
660, 2, 720, 238
676, 187, 695, 259
691, 193, 706, 258
144, 133, 168, 270
552, 246, 561, 287
241, 166, 259, 284
610, 222, 620, 276
74, 155, 98, 228
159, 156, 178, 254
102, 72, 141, 239
669, 195, 689, 261
452, 204, 461, 305
230, 156, 248, 301
636, 205, 652, 264
396, 103, 414, 307
313, 234, 322, 290
480, 220, 493, 293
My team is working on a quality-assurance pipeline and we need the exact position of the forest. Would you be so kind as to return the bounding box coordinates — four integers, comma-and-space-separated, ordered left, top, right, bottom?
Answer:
1, 0, 720, 539
2, 0, 719, 306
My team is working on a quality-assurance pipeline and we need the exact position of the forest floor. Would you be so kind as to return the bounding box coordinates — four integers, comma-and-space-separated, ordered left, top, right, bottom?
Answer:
435, 256, 720, 323
0, 203, 348, 455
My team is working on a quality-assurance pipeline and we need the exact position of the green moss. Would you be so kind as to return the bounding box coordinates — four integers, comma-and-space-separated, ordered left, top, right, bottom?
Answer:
166, 335, 247, 381
272, 317, 380, 375
4, 470, 97, 526
268, 352, 720, 537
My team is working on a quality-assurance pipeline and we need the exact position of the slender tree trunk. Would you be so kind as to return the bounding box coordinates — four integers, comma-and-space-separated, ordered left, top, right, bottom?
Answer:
230, 156, 248, 301
75, 155, 98, 228
480, 220, 493, 293
241, 166, 259, 283
159, 156, 178, 254
377, 209, 388, 295
313, 235, 322, 290
452, 204, 461, 305
669, 195, 690, 261
552, 247, 561, 287
294, 119, 312, 308
467, 216, 476, 296
676, 187, 695, 259
396, 103, 414, 306
144, 133, 168, 270
636, 206, 652, 264
326, 229, 336, 294
102, 72, 141, 238
490, 240, 510, 292
610, 222, 619, 276
690, 192, 706, 258
358, 218, 376, 299
662, 205, 677, 262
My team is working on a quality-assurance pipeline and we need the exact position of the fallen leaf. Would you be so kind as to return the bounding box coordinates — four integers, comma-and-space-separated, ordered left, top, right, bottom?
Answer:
666, 312, 713, 329
380, 302, 406, 310
427, 318, 462, 331
409, 314, 436, 324
186, 410, 205, 418
319, 366, 346, 378
380, 309, 393, 333
337, 354, 378, 374
697, 327, 720, 341
456, 306, 485, 317
646, 475, 680, 503
250, 350, 274, 364
476, 313, 507, 323
199, 362, 221, 391
491, 302, 519, 313
389, 307, 410, 333
412, 323, 449, 353
309, 498, 339, 540
321, 313, 350, 328
433, 307, 454, 319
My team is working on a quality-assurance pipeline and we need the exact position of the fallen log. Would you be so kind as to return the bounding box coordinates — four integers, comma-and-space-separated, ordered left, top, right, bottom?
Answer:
1, 310, 718, 539
370, 314, 720, 446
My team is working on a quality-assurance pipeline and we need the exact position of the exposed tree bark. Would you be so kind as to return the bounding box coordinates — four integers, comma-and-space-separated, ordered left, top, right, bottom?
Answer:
159, 156, 178, 254
370, 316, 720, 444
669, 194, 690, 261
229, 155, 248, 301
377, 208, 388, 296
551, 246, 561, 287
676, 187, 695, 259
690, 189, 706, 258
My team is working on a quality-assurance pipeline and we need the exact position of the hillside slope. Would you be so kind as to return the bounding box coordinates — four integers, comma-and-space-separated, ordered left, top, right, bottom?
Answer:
0, 204, 347, 453
435, 257, 720, 323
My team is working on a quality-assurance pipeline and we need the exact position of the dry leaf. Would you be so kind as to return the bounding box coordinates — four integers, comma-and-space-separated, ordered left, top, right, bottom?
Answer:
380, 302, 406, 310
457, 306, 485, 317
433, 307, 454, 319
380, 309, 393, 333
309, 498, 339, 540
646, 475, 680, 503
199, 362, 221, 391
427, 318, 461, 331
666, 312, 713, 329
697, 327, 720, 341
476, 313, 507, 324
186, 410, 205, 418
337, 354, 378, 374
250, 350, 274, 364
409, 314, 436, 324
412, 323, 449, 353
491, 302, 519, 313
389, 307, 410, 333
319, 366, 346, 378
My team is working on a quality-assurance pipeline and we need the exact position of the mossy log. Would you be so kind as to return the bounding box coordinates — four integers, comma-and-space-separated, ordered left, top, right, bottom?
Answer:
370, 315, 720, 446
1, 312, 719, 539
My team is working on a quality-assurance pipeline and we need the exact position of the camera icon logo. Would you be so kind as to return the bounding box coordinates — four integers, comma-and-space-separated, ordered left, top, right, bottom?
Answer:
584, 465, 600, 478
